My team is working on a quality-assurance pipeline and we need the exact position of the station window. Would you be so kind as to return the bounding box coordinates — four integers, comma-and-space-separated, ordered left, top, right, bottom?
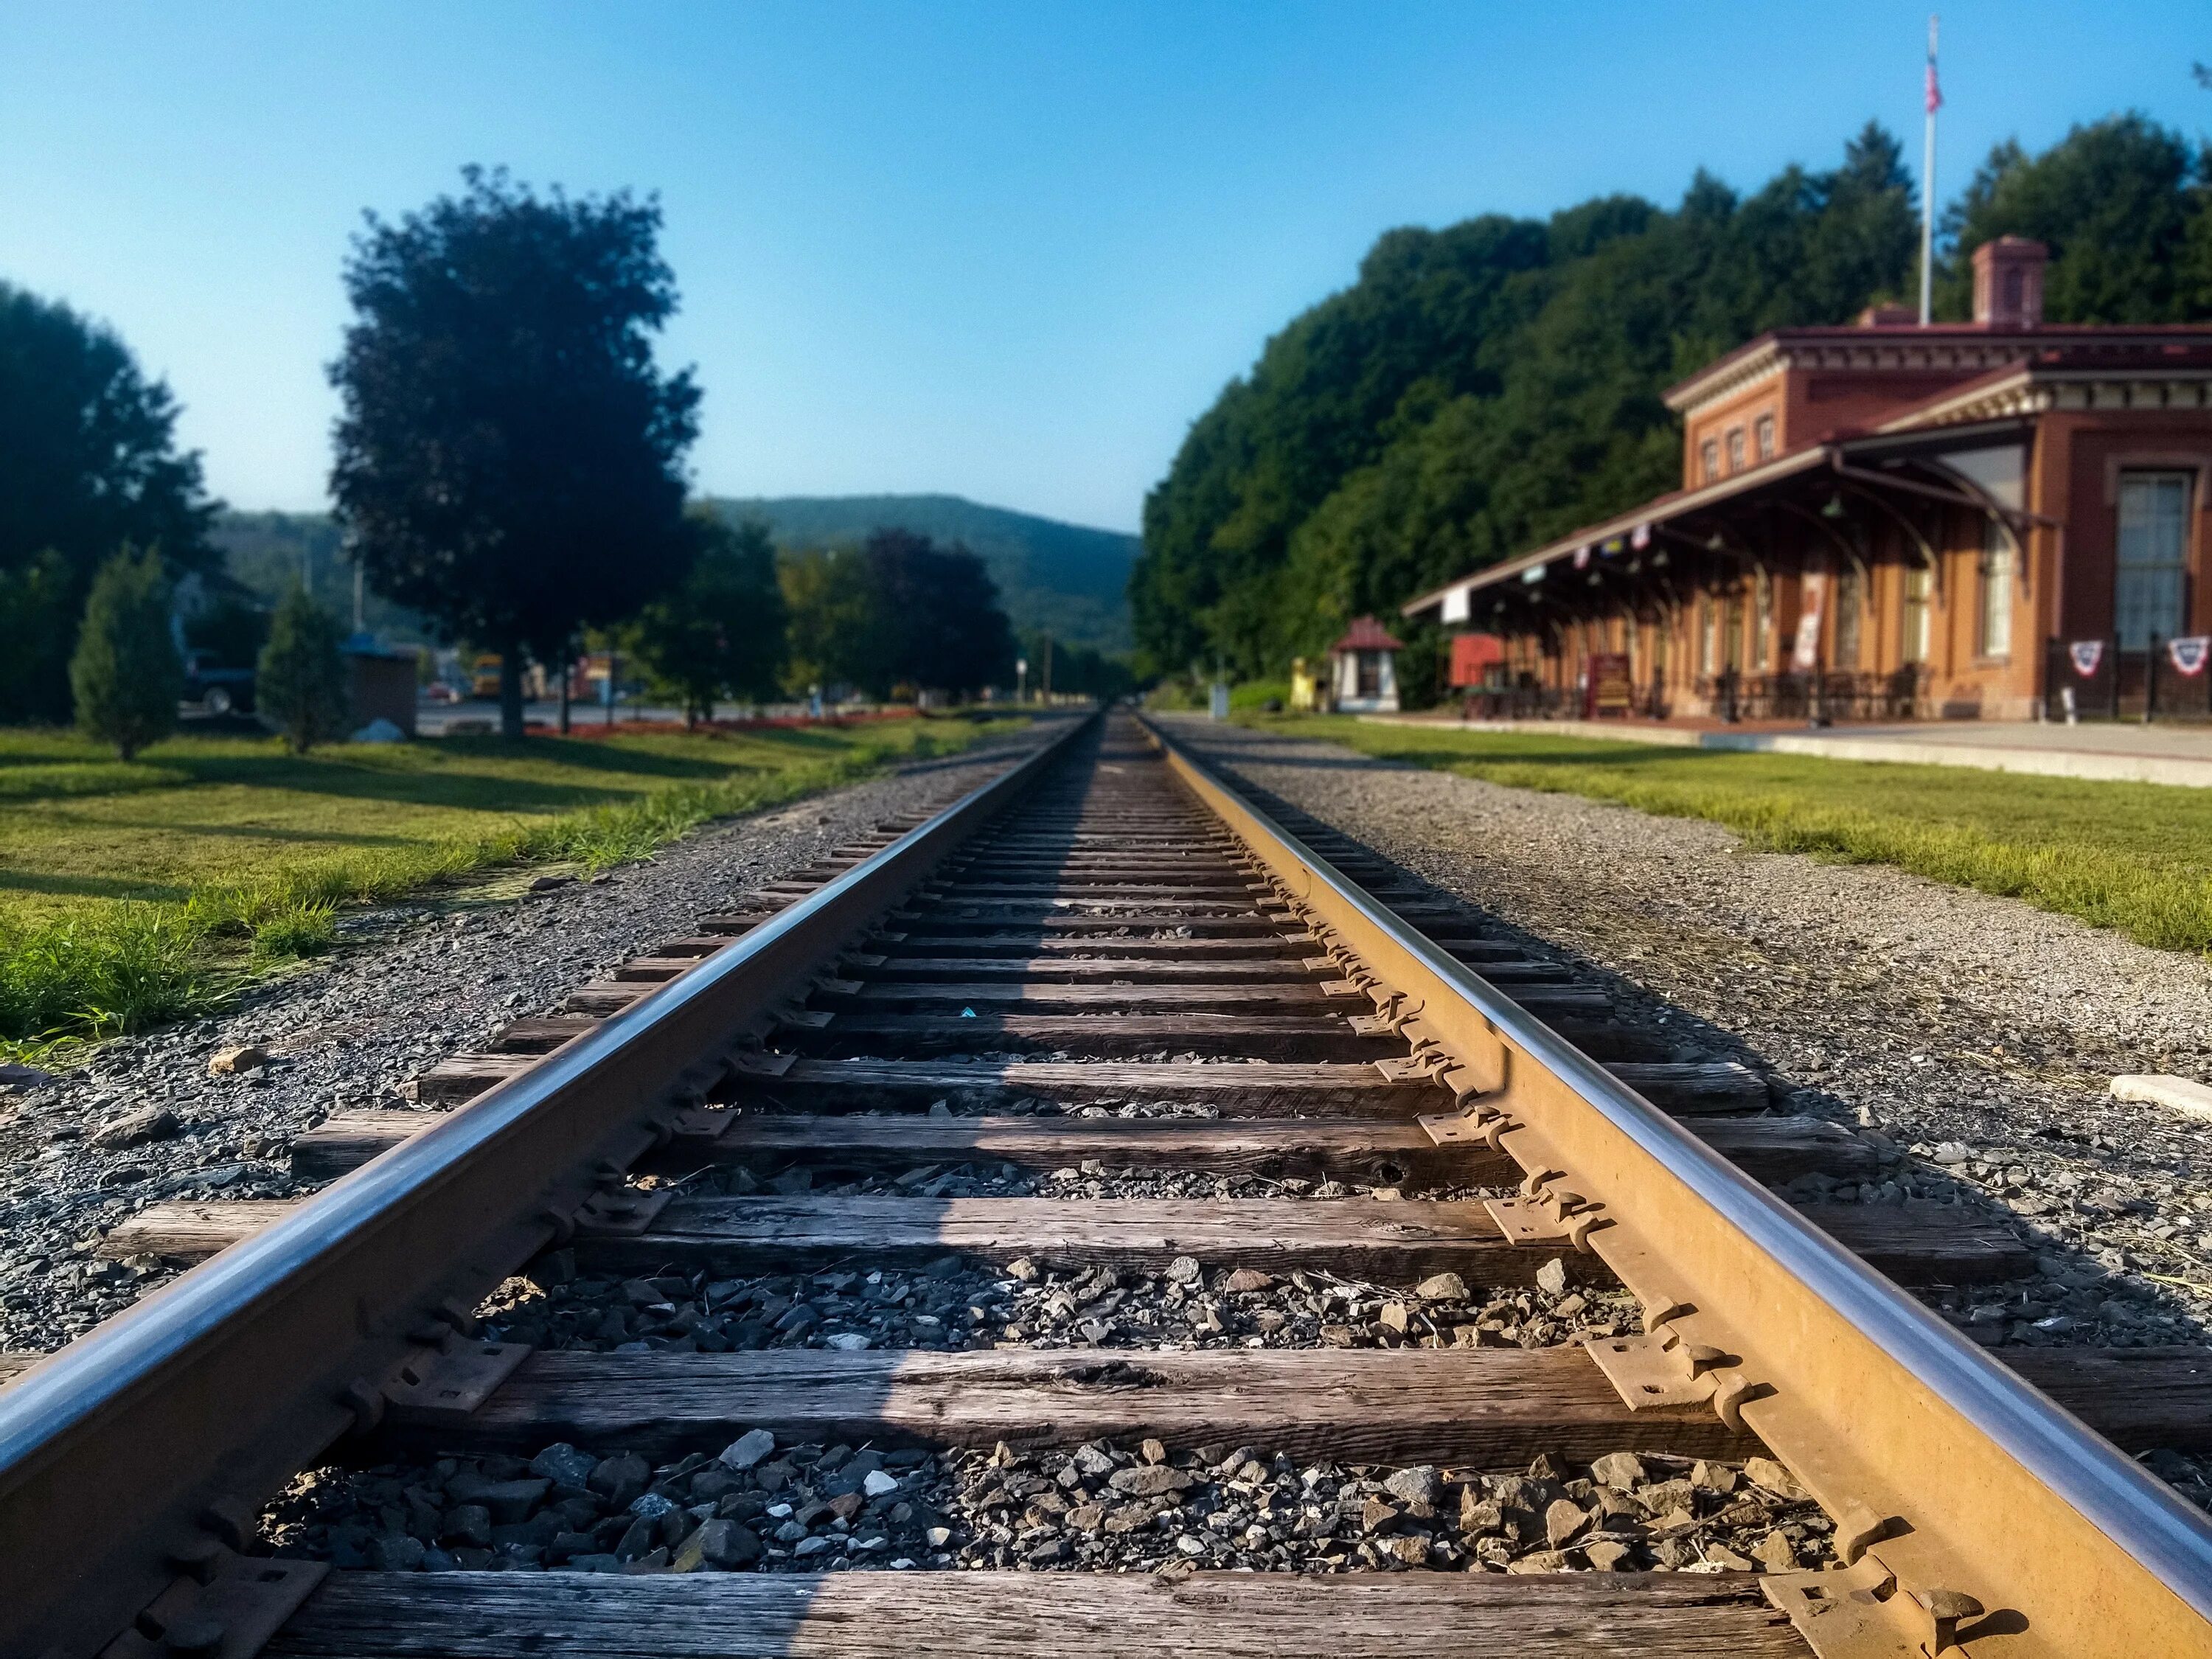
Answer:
1754, 414, 1776, 462
2115, 472, 2191, 649
1700, 439, 1721, 484
1978, 522, 2012, 659
1725, 428, 1747, 473
1752, 571, 1773, 670
1697, 593, 1716, 672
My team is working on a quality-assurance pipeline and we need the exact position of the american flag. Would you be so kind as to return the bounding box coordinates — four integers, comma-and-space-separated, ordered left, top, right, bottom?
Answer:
1925, 18, 1941, 114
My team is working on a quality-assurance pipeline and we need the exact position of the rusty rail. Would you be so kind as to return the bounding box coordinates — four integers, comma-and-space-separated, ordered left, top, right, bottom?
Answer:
0, 714, 1091, 1659
1141, 713, 2212, 1659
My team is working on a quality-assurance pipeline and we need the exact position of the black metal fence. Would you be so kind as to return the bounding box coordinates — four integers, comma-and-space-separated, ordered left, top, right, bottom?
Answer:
2042, 636, 2212, 722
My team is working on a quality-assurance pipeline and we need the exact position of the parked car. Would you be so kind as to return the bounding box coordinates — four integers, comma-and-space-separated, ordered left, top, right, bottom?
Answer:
422, 682, 463, 703
181, 650, 256, 717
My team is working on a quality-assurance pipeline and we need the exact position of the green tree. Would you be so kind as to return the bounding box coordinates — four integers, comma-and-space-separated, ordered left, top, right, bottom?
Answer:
257, 583, 352, 752
635, 515, 789, 726
861, 530, 1016, 698
776, 532, 1016, 700
70, 548, 181, 759
329, 167, 701, 740
778, 546, 875, 696
0, 285, 217, 721
1937, 114, 2212, 321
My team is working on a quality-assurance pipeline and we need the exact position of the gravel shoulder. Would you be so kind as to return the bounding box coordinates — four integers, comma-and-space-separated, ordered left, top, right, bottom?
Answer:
0, 726, 1054, 1354
1163, 717, 2212, 1368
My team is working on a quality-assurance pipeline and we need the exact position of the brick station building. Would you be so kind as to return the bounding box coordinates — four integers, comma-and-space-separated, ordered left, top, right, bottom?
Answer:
1402, 238, 2212, 722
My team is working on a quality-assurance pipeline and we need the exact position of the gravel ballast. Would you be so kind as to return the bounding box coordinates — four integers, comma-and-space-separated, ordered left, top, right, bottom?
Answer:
1163, 717, 2212, 1357
258, 1432, 1829, 1577
0, 728, 1054, 1354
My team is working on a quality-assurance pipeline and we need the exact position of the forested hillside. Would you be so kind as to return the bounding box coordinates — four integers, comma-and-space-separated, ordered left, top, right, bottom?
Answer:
714, 493, 1138, 653
1133, 114, 2212, 684
216, 493, 1141, 656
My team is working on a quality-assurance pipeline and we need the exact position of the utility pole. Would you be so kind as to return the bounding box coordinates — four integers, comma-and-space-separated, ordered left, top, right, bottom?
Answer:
1920, 14, 1941, 326
1040, 634, 1054, 703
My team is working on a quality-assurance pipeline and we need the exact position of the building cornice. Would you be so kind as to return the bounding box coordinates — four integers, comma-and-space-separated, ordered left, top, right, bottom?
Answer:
1664, 327, 2212, 418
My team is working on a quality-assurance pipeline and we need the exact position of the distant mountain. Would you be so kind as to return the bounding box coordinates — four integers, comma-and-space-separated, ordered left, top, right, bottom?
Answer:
212, 495, 1138, 655
711, 494, 1136, 654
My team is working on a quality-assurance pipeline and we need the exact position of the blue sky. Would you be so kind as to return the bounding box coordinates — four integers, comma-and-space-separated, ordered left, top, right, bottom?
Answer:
2, 4, 2205, 533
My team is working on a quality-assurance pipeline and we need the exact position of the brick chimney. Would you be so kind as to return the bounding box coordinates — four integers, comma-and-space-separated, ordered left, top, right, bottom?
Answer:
1972, 236, 2048, 329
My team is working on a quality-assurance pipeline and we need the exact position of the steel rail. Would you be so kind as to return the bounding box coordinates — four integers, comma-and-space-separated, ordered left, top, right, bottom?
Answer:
1142, 714, 2212, 1659
0, 712, 1092, 1659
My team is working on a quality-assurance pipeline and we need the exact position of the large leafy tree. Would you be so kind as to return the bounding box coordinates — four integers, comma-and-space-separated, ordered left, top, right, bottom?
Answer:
779, 530, 1015, 700
0, 285, 216, 721
1938, 114, 2212, 322
329, 167, 702, 738
863, 529, 1016, 698
634, 514, 789, 726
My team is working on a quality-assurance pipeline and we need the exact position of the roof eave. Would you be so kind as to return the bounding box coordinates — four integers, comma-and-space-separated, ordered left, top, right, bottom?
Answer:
1402, 445, 1829, 617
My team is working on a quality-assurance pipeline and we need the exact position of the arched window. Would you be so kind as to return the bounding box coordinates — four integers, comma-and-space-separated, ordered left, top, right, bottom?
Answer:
1978, 521, 2012, 659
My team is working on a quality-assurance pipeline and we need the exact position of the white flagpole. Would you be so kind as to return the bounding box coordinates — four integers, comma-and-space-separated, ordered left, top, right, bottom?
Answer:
1920, 14, 1938, 326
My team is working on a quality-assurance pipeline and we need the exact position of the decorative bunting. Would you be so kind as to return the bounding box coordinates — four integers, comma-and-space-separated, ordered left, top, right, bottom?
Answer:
2171, 635, 2211, 677
2068, 640, 2104, 678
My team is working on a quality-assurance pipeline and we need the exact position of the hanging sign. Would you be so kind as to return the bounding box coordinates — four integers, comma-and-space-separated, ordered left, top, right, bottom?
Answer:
1792, 574, 1826, 672
1573, 545, 1592, 571
1630, 522, 1652, 550
2068, 640, 2105, 678
1441, 582, 1470, 625
2170, 635, 2211, 676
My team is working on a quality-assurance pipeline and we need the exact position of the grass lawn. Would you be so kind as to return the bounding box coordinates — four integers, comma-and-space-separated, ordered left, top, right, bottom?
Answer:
1247, 714, 2212, 956
0, 715, 1020, 1046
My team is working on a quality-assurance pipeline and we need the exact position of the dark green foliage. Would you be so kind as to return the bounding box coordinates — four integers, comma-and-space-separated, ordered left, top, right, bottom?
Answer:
1132, 125, 1924, 678
779, 530, 1016, 700
1937, 114, 2212, 322
717, 493, 1137, 653
0, 552, 75, 722
635, 515, 790, 725
0, 285, 216, 721
184, 594, 271, 671
257, 584, 351, 753
70, 549, 181, 759
1019, 633, 1136, 701
329, 167, 701, 738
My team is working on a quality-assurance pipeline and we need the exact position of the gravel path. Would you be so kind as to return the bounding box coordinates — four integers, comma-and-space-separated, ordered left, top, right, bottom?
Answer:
0, 726, 1056, 1354
1162, 717, 2212, 1355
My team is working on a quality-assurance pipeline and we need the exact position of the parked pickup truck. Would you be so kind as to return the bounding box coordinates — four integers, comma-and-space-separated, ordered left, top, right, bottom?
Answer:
181, 650, 257, 717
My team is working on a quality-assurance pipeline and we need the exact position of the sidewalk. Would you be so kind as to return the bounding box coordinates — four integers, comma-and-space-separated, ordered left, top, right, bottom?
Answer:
1357, 713, 2212, 789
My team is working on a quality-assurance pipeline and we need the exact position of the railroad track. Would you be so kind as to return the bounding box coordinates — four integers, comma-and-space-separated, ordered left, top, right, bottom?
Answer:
4, 710, 2211, 1658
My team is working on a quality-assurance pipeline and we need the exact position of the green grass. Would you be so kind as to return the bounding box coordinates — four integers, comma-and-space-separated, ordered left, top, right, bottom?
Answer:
0, 716, 1021, 1046
1248, 714, 2212, 955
